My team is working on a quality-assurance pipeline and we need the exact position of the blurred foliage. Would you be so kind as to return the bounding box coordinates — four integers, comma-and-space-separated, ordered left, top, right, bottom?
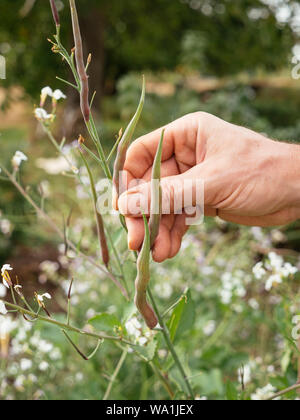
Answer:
0, 0, 295, 106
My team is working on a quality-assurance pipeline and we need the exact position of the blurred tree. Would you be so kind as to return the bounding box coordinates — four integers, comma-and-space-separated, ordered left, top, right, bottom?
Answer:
0, 0, 295, 110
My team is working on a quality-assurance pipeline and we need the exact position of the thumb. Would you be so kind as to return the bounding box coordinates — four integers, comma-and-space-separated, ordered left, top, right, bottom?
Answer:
118, 165, 205, 217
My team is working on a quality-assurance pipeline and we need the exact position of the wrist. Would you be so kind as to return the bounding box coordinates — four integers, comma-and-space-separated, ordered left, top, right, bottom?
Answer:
285, 142, 300, 208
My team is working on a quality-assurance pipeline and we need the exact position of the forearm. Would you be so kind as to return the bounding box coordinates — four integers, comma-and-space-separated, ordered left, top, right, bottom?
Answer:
285, 142, 300, 208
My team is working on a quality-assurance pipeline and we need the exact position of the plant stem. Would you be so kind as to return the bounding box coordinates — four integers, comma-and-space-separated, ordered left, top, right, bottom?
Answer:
4, 301, 135, 346
147, 288, 195, 399
103, 347, 128, 400
149, 362, 175, 399
106, 229, 130, 297
79, 150, 110, 267
0, 165, 129, 300
265, 383, 300, 400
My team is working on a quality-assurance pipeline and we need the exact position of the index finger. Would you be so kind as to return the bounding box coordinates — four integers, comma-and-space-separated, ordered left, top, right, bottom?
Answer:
123, 113, 200, 185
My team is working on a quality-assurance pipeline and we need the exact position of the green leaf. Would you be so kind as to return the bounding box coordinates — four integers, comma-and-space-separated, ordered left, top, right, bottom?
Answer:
226, 381, 239, 401
281, 348, 292, 374
167, 289, 195, 342
135, 339, 157, 362
88, 313, 122, 333
192, 369, 224, 396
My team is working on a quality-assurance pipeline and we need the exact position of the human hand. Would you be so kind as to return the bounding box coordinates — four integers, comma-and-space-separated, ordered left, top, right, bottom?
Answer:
116, 112, 300, 262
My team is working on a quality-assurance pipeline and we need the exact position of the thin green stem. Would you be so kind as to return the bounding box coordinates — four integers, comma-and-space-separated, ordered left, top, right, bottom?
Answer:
106, 228, 130, 297
106, 130, 123, 164
149, 362, 175, 399
0, 165, 129, 300
103, 347, 128, 400
265, 383, 300, 400
147, 288, 195, 400
10, 286, 17, 305
4, 301, 136, 346
162, 289, 188, 319
80, 143, 104, 166
56, 76, 79, 91
79, 149, 110, 266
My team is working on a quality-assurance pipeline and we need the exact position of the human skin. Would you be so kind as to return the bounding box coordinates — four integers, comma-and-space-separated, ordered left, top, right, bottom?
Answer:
116, 112, 300, 263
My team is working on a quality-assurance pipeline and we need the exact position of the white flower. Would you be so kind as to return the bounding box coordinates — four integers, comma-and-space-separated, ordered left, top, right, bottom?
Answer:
203, 320, 216, 336
39, 361, 49, 371
14, 375, 26, 391
268, 252, 284, 271
238, 363, 252, 385
36, 156, 70, 175
280, 262, 298, 277
40, 86, 53, 106
265, 274, 282, 291
38, 340, 53, 353
0, 301, 7, 315
0, 316, 18, 339
1, 264, 12, 277
154, 282, 173, 300
248, 298, 260, 310
138, 337, 148, 346
1, 264, 13, 288
41, 86, 53, 97
14, 285, 22, 295
20, 359, 32, 371
0, 219, 11, 235
251, 383, 277, 400
0, 284, 7, 298
34, 108, 53, 121
35, 292, 51, 308
52, 89, 66, 101
253, 262, 266, 280
11, 151, 28, 170
125, 316, 142, 338
220, 289, 232, 305
37, 293, 51, 302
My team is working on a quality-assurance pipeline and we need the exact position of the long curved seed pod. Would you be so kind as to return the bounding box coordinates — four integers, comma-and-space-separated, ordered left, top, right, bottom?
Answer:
79, 150, 110, 267
69, 0, 90, 122
49, 0, 60, 27
113, 76, 146, 201
134, 215, 158, 329
149, 129, 165, 248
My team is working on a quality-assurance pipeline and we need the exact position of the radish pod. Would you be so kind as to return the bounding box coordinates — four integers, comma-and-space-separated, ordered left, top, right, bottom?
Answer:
134, 215, 158, 329
149, 129, 165, 248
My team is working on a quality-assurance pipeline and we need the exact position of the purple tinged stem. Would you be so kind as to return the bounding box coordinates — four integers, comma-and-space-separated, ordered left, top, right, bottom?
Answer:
69, 0, 90, 122
49, 0, 60, 26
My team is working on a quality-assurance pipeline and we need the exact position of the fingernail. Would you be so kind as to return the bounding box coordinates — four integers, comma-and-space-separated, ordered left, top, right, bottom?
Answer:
119, 192, 144, 216
112, 188, 119, 211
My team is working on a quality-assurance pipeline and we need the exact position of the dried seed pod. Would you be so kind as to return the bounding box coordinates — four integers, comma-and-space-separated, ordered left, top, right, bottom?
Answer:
113, 76, 145, 202
69, 0, 90, 122
149, 129, 165, 248
49, 0, 60, 27
134, 215, 158, 329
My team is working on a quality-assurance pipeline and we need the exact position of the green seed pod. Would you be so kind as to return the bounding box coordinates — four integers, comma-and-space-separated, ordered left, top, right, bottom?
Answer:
79, 149, 109, 267
149, 129, 165, 248
113, 76, 145, 201
135, 215, 158, 329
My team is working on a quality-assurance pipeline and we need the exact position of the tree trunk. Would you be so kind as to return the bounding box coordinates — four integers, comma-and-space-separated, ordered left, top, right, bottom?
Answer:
80, 7, 106, 115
